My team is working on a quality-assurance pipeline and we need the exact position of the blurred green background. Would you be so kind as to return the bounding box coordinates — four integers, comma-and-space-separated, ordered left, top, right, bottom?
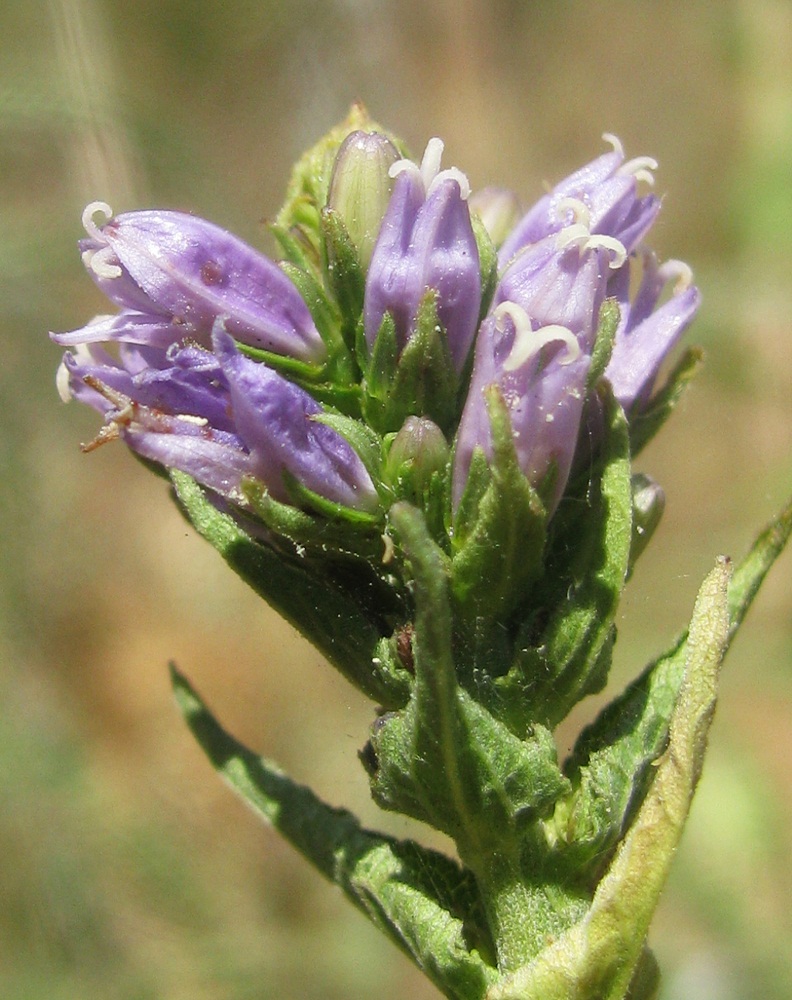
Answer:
2, 1, 791, 997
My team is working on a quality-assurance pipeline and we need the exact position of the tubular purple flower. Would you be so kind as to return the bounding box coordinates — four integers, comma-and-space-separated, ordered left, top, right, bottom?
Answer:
78, 203, 326, 363
55, 328, 378, 514
453, 303, 591, 514
498, 135, 661, 267
363, 139, 481, 372
213, 328, 379, 512
604, 252, 701, 411
495, 203, 628, 355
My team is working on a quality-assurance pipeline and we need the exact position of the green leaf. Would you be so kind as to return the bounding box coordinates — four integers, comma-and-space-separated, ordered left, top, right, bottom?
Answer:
363, 293, 461, 435
551, 493, 792, 883
451, 387, 547, 621
170, 471, 410, 708
489, 557, 732, 1000
171, 666, 496, 1000
587, 298, 621, 391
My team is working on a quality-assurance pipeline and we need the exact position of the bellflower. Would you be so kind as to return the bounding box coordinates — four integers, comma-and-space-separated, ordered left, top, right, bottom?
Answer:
454, 195, 628, 512
56, 326, 377, 512
75, 202, 326, 363
605, 250, 701, 412
363, 138, 481, 372
498, 134, 661, 265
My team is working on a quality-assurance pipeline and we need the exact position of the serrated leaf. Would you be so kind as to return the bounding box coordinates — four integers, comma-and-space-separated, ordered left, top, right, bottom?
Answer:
170, 471, 409, 707
451, 387, 547, 621
489, 558, 732, 1000
371, 505, 568, 854
171, 666, 495, 1000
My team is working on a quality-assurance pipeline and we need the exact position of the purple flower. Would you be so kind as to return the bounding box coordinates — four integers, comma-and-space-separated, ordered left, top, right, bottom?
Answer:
75, 202, 326, 363
453, 303, 591, 515
56, 327, 378, 513
498, 135, 661, 266
363, 139, 481, 372
604, 252, 701, 412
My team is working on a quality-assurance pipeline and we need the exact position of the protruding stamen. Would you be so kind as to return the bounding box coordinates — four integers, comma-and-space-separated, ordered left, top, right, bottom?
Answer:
81, 201, 114, 241
427, 167, 471, 200
602, 133, 625, 158
82, 245, 122, 279
554, 197, 591, 229
658, 258, 694, 294
494, 302, 581, 372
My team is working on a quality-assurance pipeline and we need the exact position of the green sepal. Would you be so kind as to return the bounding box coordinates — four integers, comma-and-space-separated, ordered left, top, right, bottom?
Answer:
629, 346, 704, 456
501, 384, 632, 728
171, 667, 496, 1000
241, 478, 384, 562
470, 212, 498, 326
549, 492, 792, 884
451, 386, 547, 622
278, 259, 342, 352
363, 292, 460, 435
489, 558, 732, 1000
587, 298, 620, 390
320, 206, 366, 350
310, 410, 385, 486
369, 504, 569, 854
268, 219, 320, 276
170, 470, 409, 708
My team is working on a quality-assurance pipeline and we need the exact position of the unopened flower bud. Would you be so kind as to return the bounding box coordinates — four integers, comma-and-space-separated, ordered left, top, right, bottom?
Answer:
328, 130, 400, 270
386, 416, 449, 502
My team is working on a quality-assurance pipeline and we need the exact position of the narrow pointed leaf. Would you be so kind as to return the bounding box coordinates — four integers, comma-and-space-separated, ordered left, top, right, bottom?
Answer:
170, 470, 409, 707
489, 558, 731, 1000
171, 666, 495, 1000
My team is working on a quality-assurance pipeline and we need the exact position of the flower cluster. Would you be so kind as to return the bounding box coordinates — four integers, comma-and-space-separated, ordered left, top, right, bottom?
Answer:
54, 115, 699, 546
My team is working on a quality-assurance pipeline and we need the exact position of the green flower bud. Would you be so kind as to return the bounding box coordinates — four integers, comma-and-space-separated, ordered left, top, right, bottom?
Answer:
327, 130, 400, 269
385, 416, 450, 505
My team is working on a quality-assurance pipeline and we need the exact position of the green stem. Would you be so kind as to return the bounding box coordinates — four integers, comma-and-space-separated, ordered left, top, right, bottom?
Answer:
470, 850, 556, 975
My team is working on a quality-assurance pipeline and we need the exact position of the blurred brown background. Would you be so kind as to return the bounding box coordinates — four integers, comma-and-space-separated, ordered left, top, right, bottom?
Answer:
2, 1, 791, 997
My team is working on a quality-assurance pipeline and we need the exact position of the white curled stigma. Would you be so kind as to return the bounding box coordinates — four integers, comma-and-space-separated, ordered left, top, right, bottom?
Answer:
389, 137, 471, 200
602, 133, 658, 186
495, 302, 581, 372
658, 258, 694, 294
81, 201, 122, 278
555, 221, 627, 269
